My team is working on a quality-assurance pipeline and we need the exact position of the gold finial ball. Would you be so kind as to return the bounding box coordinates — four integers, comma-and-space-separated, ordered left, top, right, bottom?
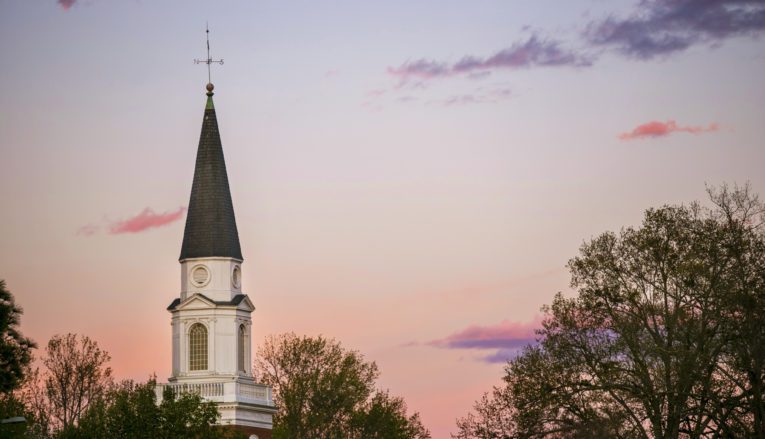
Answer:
206, 83, 215, 92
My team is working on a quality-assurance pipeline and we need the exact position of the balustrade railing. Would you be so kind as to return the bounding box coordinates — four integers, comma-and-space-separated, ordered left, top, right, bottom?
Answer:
155, 382, 225, 402
155, 381, 273, 405
237, 381, 271, 403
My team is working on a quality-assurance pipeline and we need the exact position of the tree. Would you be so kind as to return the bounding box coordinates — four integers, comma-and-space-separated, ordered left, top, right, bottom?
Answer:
156, 384, 232, 439
255, 332, 430, 439
348, 390, 431, 439
28, 333, 113, 434
707, 185, 765, 437
0, 280, 36, 438
455, 184, 765, 439
0, 280, 36, 395
454, 387, 516, 439
67, 379, 243, 439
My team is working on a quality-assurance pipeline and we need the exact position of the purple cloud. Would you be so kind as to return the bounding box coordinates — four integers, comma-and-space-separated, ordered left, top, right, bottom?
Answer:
388, 35, 591, 83
388, 59, 450, 81
428, 317, 541, 354
426, 317, 541, 363
439, 88, 512, 107
482, 348, 525, 364
442, 94, 486, 107
586, 0, 765, 59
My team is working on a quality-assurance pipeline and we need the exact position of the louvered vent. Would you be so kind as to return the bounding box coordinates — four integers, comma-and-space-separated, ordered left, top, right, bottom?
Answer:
191, 265, 210, 287
232, 265, 241, 288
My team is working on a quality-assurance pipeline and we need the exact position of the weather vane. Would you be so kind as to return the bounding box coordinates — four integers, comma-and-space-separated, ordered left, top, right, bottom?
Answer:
194, 23, 224, 85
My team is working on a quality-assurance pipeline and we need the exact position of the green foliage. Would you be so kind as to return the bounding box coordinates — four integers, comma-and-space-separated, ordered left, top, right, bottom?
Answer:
256, 333, 430, 439
13, 331, 245, 439
455, 184, 765, 439
0, 280, 36, 395
157, 385, 221, 438
60, 379, 244, 439
348, 390, 431, 439
0, 280, 35, 438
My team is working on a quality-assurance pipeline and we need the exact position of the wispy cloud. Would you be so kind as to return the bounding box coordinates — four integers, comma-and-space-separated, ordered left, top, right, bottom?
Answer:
619, 119, 719, 140
426, 317, 542, 363
361, 100, 383, 112
76, 223, 99, 237
77, 206, 186, 236
386, 0, 765, 91
58, 0, 77, 10
586, 0, 765, 59
439, 88, 512, 107
395, 95, 418, 103
442, 95, 484, 106
388, 35, 591, 85
109, 207, 186, 234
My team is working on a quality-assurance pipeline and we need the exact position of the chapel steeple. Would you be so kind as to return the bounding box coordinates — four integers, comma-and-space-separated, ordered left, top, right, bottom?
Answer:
160, 28, 275, 436
179, 83, 243, 261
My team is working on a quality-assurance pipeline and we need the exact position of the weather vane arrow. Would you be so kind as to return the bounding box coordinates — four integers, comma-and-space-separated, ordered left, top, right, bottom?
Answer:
194, 23, 224, 85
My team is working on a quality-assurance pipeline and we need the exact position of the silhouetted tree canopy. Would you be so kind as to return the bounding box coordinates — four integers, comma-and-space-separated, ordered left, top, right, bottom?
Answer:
16, 336, 239, 439
61, 379, 243, 439
256, 332, 430, 439
0, 279, 35, 395
0, 279, 36, 437
455, 184, 765, 439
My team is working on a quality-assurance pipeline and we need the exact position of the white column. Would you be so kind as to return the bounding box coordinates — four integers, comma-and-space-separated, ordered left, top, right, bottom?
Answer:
209, 318, 216, 373
246, 321, 253, 376
179, 320, 187, 375
171, 320, 179, 375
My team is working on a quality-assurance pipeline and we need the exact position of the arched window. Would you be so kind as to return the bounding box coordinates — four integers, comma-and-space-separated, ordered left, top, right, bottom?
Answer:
238, 324, 246, 372
189, 323, 208, 371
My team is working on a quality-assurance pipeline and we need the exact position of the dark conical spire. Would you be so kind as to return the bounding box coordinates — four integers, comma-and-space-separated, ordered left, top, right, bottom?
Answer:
180, 84, 243, 261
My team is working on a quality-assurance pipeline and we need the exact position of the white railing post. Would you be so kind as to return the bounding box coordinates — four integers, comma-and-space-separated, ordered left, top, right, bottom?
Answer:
223, 381, 237, 403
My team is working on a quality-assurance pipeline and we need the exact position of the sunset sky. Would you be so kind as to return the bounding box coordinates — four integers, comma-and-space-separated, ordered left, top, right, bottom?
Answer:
1, 1, 764, 436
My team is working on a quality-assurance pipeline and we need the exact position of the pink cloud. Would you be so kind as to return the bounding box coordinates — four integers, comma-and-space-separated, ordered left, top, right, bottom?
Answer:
428, 317, 541, 350
108, 207, 186, 234
58, 0, 77, 10
619, 120, 719, 140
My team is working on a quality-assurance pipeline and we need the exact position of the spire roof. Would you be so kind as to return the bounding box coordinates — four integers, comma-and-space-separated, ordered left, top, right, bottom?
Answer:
180, 85, 243, 261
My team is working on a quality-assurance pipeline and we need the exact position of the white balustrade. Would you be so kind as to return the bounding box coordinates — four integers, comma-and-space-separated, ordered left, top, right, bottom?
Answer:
156, 381, 273, 406
237, 381, 272, 403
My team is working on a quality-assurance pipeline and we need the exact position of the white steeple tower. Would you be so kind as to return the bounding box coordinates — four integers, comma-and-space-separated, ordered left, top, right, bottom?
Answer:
158, 81, 275, 436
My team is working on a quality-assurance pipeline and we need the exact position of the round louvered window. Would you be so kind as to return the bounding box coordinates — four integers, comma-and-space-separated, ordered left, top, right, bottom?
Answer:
190, 265, 210, 287
232, 265, 241, 288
